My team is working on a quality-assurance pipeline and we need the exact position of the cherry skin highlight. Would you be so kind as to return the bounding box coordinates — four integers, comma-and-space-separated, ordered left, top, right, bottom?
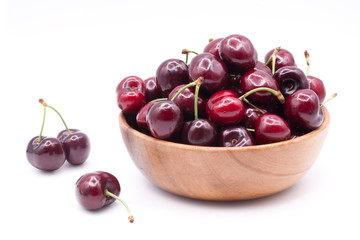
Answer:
57, 129, 90, 165
26, 136, 66, 171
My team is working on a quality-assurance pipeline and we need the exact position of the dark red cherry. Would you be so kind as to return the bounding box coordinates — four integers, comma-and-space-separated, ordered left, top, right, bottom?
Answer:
146, 100, 183, 139
75, 171, 134, 222
136, 102, 155, 129
219, 34, 257, 74
168, 84, 206, 120
283, 89, 324, 131
219, 126, 255, 147
57, 129, 90, 165
207, 96, 245, 126
26, 136, 66, 171
264, 48, 296, 72
144, 76, 160, 102
116, 76, 145, 115
189, 53, 229, 93
156, 59, 189, 97
254, 61, 272, 75
255, 113, 291, 144
274, 66, 310, 98
181, 119, 217, 146
241, 106, 267, 129
203, 38, 223, 59
240, 69, 280, 106
206, 90, 237, 116
308, 75, 326, 104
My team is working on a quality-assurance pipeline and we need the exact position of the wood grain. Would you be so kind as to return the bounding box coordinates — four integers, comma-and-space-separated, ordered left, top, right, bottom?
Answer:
119, 108, 330, 201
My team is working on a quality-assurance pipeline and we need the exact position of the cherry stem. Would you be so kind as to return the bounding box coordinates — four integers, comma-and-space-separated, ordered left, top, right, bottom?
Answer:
246, 128, 255, 132
321, 93, 337, 107
170, 77, 204, 102
38, 106, 47, 144
104, 189, 134, 223
304, 50, 310, 76
194, 78, 203, 120
150, 98, 168, 103
239, 87, 285, 104
182, 49, 199, 65
39, 99, 71, 135
265, 46, 281, 69
242, 97, 265, 114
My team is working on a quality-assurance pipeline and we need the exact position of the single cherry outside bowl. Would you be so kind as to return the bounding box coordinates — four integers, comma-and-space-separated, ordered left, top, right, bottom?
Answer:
118, 107, 330, 201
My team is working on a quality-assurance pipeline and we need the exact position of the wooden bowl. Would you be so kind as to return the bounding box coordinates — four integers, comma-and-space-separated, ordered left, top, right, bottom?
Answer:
119, 108, 330, 201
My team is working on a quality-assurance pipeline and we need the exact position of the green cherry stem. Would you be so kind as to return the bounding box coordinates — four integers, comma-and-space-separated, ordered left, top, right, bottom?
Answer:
265, 46, 281, 69
242, 97, 265, 114
239, 87, 285, 104
193, 77, 203, 120
321, 93, 337, 107
304, 50, 310, 76
37, 105, 47, 144
182, 49, 199, 65
150, 98, 168, 103
39, 99, 71, 135
170, 77, 204, 102
104, 189, 134, 223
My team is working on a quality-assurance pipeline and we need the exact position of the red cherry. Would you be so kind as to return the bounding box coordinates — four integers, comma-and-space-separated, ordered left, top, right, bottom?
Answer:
116, 76, 146, 114
255, 113, 291, 144
136, 102, 155, 129
264, 48, 296, 72
308, 75, 326, 104
219, 126, 255, 147
206, 90, 238, 116
144, 76, 160, 102
203, 38, 223, 59
207, 96, 245, 126
181, 119, 218, 146
57, 129, 90, 165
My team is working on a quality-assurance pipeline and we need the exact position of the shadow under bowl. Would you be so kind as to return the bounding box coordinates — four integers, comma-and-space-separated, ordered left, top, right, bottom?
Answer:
119, 107, 330, 201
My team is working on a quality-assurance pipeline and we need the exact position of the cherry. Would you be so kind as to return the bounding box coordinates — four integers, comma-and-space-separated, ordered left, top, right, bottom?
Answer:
146, 100, 183, 140
241, 105, 267, 129
57, 129, 90, 165
181, 119, 218, 146
264, 48, 296, 72
240, 69, 281, 106
219, 34, 257, 74
255, 113, 291, 144
116, 76, 146, 115
39, 99, 91, 165
136, 101, 155, 129
26, 105, 65, 171
283, 89, 324, 131
203, 38, 223, 59
219, 126, 255, 147
273, 66, 310, 99
304, 50, 326, 104
75, 171, 134, 223
254, 61, 272, 75
168, 84, 206, 120
144, 76, 160, 102
207, 95, 245, 126
26, 136, 66, 171
156, 59, 189, 97
206, 89, 238, 116
189, 52, 229, 93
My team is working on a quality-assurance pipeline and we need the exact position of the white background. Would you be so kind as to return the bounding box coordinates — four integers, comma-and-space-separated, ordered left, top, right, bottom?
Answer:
1, 0, 359, 239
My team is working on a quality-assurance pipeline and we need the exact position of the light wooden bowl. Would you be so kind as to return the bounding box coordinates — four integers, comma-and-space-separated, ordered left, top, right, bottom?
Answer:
119, 107, 330, 201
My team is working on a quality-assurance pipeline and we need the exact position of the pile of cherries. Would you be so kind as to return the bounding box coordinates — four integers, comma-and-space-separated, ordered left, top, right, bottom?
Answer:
116, 34, 332, 147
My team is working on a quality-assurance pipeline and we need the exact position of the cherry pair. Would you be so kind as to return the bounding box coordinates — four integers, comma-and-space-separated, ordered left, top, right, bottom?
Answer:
26, 99, 90, 171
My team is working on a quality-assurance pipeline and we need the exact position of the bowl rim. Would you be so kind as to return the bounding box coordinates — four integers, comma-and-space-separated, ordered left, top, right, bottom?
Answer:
119, 107, 330, 152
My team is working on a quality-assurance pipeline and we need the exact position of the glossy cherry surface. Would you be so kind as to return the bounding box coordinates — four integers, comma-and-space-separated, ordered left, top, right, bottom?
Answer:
255, 113, 291, 144
144, 76, 160, 102
241, 106, 267, 129
254, 61, 272, 75
283, 89, 324, 131
308, 75, 326, 104
146, 100, 183, 139
189, 53, 229, 93
136, 102, 154, 129
182, 119, 217, 146
57, 129, 90, 165
116, 76, 145, 114
274, 66, 310, 98
264, 48, 296, 72
240, 69, 280, 106
219, 126, 255, 147
206, 90, 237, 116
26, 136, 66, 171
207, 96, 245, 126
168, 84, 206, 120
76, 171, 120, 210
156, 59, 189, 97
203, 38, 223, 59
219, 34, 257, 74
